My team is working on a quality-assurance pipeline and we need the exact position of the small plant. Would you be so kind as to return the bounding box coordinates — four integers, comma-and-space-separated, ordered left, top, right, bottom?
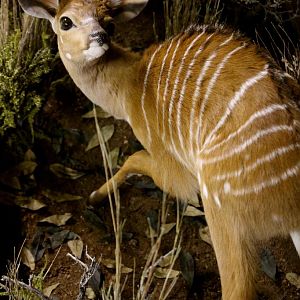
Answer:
0, 0, 55, 137
0, 245, 47, 300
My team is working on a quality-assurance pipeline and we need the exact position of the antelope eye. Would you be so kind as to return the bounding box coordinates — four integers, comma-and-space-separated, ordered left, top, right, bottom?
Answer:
60, 16, 74, 30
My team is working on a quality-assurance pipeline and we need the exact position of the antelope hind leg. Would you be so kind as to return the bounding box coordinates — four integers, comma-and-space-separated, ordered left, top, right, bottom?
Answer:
89, 150, 154, 205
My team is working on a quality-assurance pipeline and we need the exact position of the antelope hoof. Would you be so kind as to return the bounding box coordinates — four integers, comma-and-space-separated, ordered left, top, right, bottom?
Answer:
89, 189, 107, 206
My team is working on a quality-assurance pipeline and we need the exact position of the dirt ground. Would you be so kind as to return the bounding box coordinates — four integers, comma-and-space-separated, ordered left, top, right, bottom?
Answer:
0, 2, 300, 300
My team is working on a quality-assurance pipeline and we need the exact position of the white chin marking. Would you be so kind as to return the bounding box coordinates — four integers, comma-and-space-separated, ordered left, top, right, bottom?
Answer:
83, 41, 109, 61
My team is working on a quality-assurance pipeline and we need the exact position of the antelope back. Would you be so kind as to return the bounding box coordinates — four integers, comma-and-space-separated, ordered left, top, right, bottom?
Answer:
135, 27, 300, 236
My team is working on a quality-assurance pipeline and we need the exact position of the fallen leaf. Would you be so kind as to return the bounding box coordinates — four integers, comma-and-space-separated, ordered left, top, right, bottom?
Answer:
154, 267, 180, 279
49, 163, 85, 180
40, 213, 72, 226
101, 258, 116, 269
188, 198, 200, 207
21, 247, 35, 271
49, 230, 72, 249
43, 283, 60, 297
158, 252, 175, 268
161, 223, 176, 235
86, 287, 96, 299
260, 248, 277, 281
16, 161, 38, 176
101, 258, 133, 274
0, 175, 21, 190
82, 107, 111, 119
286, 272, 300, 288
42, 189, 82, 203
67, 240, 83, 259
109, 147, 119, 169
199, 226, 213, 246
184, 205, 205, 217
180, 251, 194, 288
24, 149, 36, 162
85, 125, 115, 152
16, 197, 46, 211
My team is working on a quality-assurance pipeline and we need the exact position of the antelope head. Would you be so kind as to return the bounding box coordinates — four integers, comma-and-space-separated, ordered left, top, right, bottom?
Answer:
18, 0, 148, 63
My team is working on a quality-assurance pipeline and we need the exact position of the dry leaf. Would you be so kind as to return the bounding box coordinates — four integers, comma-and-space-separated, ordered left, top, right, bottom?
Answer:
101, 258, 115, 269
154, 267, 180, 279
67, 240, 83, 259
158, 253, 174, 268
16, 197, 46, 211
40, 213, 72, 226
184, 205, 205, 217
199, 226, 213, 246
109, 147, 119, 169
85, 125, 115, 152
86, 287, 96, 299
188, 198, 200, 207
145, 226, 158, 238
21, 247, 35, 271
43, 283, 60, 297
49, 163, 85, 179
42, 189, 82, 203
101, 258, 133, 274
16, 161, 38, 176
24, 149, 36, 162
121, 266, 133, 274
0, 175, 21, 190
286, 272, 300, 288
82, 107, 111, 119
161, 223, 176, 235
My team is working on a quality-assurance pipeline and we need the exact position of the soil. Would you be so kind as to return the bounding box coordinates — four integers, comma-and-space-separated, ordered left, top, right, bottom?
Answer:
0, 2, 300, 300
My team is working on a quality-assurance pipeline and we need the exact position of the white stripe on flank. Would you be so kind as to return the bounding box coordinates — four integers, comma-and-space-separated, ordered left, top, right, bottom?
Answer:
141, 44, 163, 146
203, 104, 288, 154
230, 160, 300, 196
189, 48, 216, 154
183, 35, 233, 156
203, 65, 269, 148
168, 33, 205, 156
201, 125, 294, 165
197, 44, 246, 151
214, 143, 300, 181
162, 37, 183, 140
156, 39, 175, 130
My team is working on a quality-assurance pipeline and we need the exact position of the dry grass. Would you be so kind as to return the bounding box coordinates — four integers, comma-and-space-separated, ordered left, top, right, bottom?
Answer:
162, 0, 222, 38
93, 105, 184, 299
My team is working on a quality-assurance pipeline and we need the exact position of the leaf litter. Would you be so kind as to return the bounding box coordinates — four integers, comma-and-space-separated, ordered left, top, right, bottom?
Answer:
49, 163, 86, 179
85, 124, 115, 151
39, 213, 72, 226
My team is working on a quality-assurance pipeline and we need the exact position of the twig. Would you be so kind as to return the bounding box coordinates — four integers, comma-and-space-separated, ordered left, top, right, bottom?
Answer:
1, 275, 51, 300
67, 251, 101, 300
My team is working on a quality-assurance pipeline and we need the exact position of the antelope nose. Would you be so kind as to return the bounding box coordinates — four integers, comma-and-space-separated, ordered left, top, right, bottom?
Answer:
90, 31, 108, 46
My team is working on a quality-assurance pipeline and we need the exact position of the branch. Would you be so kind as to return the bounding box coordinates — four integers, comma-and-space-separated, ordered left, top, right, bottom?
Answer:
1, 276, 51, 300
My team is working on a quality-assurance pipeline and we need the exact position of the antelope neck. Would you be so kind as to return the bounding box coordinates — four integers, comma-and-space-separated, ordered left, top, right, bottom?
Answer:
59, 42, 140, 121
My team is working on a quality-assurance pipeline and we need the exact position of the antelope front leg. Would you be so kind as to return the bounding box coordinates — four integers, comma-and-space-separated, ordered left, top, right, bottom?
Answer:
89, 150, 154, 205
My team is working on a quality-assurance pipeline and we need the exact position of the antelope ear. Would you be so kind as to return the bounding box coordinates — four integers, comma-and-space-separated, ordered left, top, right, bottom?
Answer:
18, 0, 58, 23
109, 0, 148, 22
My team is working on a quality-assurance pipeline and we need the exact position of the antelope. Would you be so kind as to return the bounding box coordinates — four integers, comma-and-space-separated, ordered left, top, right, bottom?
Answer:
18, 0, 300, 298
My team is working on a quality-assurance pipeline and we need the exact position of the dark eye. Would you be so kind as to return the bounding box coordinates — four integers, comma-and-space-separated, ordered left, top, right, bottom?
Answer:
60, 16, 74, 30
